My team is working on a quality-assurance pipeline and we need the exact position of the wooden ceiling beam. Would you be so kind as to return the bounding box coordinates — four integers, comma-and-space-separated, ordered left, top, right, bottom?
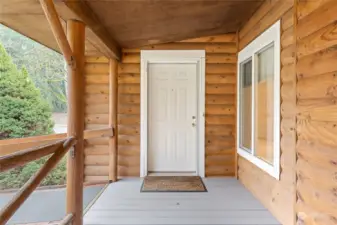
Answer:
60, 0, 121, 60
39, 0, 75, 68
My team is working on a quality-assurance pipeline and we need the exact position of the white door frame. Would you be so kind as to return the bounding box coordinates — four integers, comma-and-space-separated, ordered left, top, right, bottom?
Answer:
140, 50, 206, 177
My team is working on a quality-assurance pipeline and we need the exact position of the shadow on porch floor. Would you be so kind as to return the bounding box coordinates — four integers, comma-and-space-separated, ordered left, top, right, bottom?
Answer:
84, 178, 281, 225
0, 185, 104, 225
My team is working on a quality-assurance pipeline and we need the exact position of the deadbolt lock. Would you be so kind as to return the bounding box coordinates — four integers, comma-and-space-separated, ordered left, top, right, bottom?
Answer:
192, 116, 196, 127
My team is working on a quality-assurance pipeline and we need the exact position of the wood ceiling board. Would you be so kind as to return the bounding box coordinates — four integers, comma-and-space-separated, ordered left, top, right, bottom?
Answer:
0, 14, 61, 51
0, 0, 104, 56
0, 0, 60, 51
0, 0, 42, 14
85, 0, 263, 48
1, 0, 263, 54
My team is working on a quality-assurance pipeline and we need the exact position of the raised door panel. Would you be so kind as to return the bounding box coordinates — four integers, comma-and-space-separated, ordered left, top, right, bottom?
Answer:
148, 63, 197, 172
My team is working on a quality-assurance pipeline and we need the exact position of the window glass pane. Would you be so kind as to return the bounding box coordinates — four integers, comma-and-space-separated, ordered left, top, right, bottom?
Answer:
239, 59, 252, 152
254, 45, 274, 165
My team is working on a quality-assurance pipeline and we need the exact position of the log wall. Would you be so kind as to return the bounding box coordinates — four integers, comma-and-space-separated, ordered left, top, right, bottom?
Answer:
239, 0, 337, 224
119, 34, 237, 177
237, 1, 296, 225
84, 56, 110, 182
82, 34, 238, 180
296, 0, 337, 224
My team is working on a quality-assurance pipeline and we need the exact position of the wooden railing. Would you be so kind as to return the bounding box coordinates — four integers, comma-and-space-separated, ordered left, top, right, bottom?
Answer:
0, 137, 76, 224
0, 128, 114, 157
0, 127, 114, 225
60, 213, 74, 225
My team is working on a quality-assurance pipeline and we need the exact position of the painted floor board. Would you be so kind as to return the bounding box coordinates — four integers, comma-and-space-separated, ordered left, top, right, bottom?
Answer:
0, 185, 104, 225
84, 178, 281, 225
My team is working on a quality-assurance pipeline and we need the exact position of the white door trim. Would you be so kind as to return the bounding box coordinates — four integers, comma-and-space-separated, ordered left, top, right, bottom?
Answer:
140, 50, 206, 177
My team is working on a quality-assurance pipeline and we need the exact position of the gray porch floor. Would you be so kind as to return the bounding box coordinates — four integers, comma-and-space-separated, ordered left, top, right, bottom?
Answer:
0, 185, 104, 224
84, 178, 280, 225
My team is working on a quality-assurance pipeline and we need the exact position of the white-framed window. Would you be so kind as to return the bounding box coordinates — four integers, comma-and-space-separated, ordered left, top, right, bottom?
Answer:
237, 20, 281, 179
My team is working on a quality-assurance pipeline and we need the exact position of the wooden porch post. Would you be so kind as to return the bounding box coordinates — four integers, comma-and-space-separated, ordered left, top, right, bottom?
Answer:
66, 20, 85, 225
109, 59, 118, 182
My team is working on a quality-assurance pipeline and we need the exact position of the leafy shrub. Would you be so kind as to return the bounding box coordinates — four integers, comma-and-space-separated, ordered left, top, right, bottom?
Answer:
0, 42, 66, 189
0, 157, 67, 190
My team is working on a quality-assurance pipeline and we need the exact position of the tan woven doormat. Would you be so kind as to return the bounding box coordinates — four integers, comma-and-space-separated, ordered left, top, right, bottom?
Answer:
141, 176, 207, 192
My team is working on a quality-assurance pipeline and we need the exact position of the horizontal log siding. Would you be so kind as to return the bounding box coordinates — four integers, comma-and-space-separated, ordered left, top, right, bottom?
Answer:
238, 1, 296, 225
296, 0, 337, 224
84, 56, 110, 182
83, 34, 237, 179
119, 34, 237, 177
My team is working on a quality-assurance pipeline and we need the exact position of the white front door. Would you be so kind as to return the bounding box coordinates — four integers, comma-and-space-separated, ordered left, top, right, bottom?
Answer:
148, 63, 197, 173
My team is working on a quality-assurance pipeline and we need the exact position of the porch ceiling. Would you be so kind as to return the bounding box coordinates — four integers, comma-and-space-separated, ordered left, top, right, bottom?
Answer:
0, 0, 263, 57
83, 0, 263, 48
0, 0, 104, 56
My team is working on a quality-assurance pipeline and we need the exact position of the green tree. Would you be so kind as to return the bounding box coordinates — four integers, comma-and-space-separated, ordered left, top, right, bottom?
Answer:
0, 24, 67, 112
0, 43, 54, 139
0, 43, 66, 189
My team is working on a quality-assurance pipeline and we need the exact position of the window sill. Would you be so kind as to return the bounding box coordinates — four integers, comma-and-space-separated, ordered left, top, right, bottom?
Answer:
237, 148, 280, 180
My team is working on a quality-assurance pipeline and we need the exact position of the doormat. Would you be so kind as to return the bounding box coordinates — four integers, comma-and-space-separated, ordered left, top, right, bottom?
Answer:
141, 176, 207, 192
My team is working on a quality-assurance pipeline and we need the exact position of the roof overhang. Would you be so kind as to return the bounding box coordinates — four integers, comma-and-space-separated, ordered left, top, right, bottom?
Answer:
0, 0, 263, 59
